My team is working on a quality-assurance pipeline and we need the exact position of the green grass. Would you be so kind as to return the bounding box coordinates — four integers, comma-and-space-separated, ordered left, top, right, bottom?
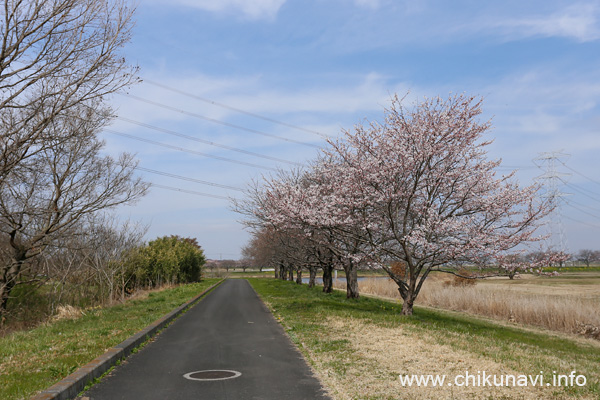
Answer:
248, 278, 600, 399
542, 265, 600, 273
0, 279, 221, 400
2, 284, 53, 331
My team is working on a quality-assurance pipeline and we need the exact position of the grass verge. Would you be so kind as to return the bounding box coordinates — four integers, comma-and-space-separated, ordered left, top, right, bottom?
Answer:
248, 278, 600, 400
0, 278, 220, 400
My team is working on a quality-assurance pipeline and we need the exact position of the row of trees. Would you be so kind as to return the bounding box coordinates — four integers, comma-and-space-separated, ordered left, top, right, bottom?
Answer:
205, 259, 251, 272
236, 94, 566, 315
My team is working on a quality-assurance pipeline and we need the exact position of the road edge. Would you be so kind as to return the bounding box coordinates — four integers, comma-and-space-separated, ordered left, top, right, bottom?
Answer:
245, 278, 332, 399
31, 279, 225, 400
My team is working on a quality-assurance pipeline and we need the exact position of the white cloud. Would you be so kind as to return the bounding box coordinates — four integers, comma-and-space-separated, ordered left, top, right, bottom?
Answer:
169, 0, 287, 20
224, 74, 395, 115
114, 71, 406, 133
491, 3, 600, 42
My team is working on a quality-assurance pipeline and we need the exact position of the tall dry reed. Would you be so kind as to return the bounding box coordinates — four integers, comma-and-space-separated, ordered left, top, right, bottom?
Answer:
342, 277, 600, 339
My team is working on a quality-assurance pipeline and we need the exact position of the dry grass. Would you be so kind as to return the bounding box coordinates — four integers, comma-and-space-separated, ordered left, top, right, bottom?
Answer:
51, 305, 85, 322
316, 316, 556, 400
337, 274, 600, 340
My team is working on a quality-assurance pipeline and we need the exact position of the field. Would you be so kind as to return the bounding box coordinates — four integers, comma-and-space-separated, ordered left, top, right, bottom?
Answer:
343, 270, 600, 340
249, 278, 600, 400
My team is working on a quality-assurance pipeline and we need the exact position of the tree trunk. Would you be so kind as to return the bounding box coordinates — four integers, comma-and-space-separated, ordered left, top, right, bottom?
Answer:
343, 259, 359, 299
308, 266, 317, 288
0, 258, 25, 323
322, 263, 333, 293
288, 267, 294, 281
0, 280, 14, 323
280, 262, 287, 280
400, 293, 415, 315
397, 273, 416, 316
295, 268, 303, 284
274, 263, 280, 279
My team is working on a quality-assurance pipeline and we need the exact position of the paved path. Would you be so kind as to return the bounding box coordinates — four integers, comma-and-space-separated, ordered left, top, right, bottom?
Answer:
80, 279, 329, 400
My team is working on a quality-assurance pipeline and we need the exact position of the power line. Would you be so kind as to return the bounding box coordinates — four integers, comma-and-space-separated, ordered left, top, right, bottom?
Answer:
117, 116, 303, 167
142, 78, 331, 139
151, 183, 231, 200
119, 93, 321, 148
564, 180, 600, 196
103, 129, 278, 171
135, 166, 244, 192
564, 201, 600, 220
561, 181, 600, 204
563, 214, 600, 229
496, 165, 537, 170
559, 160, 600, 187
562, 196, 600, 214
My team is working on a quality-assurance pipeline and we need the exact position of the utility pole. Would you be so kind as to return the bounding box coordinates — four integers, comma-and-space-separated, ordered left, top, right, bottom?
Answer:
534, 151, 571, 254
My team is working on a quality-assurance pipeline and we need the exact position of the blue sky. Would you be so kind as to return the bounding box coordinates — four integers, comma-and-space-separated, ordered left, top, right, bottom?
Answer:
105, 0, 600, 259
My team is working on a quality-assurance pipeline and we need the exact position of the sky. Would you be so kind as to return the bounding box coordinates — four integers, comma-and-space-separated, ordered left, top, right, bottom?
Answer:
104, 0, 600, 259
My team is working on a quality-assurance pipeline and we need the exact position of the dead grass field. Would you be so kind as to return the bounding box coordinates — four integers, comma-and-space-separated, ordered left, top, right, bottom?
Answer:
334, 271, 600, 340
477, 272, 600, 297
315, 316, 572, 400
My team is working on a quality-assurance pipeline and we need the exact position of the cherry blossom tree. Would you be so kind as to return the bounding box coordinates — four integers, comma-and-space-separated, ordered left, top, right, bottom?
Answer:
496, 249, 568, 279
235, 94, 554, 315
311, 94, 553, 315
233, 169, 344, 293
254, 166, 367, 298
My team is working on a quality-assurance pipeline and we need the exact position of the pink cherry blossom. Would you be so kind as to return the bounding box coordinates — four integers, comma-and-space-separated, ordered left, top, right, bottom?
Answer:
235, 94, 554, 315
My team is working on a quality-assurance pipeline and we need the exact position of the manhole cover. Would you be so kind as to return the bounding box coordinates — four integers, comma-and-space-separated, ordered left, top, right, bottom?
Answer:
183, 370, 242, 381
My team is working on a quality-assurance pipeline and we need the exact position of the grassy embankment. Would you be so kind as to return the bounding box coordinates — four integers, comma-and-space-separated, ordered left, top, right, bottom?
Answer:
0, 278, 221, 400
249, 278, 600, 400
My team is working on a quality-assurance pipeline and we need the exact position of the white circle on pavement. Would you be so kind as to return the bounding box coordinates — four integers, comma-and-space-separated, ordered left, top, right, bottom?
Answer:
183, 370, 242, 381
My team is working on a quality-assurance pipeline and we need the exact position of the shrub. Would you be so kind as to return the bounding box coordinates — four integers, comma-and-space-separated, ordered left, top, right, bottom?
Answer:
127, 236, 206, 289
449, 268, 477, 287
390, 261, 407, 280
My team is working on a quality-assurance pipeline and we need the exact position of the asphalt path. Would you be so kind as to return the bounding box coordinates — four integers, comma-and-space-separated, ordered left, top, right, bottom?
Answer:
79, 279, 329, 400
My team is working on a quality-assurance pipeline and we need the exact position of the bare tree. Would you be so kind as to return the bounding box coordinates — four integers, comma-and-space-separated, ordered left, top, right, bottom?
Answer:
0, 0, 140, 321
241, 228, 277, 272
81, 213, 148, 302
0, 0, 137, 182
0, 107, 148, 318
577, 249, 600, 267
